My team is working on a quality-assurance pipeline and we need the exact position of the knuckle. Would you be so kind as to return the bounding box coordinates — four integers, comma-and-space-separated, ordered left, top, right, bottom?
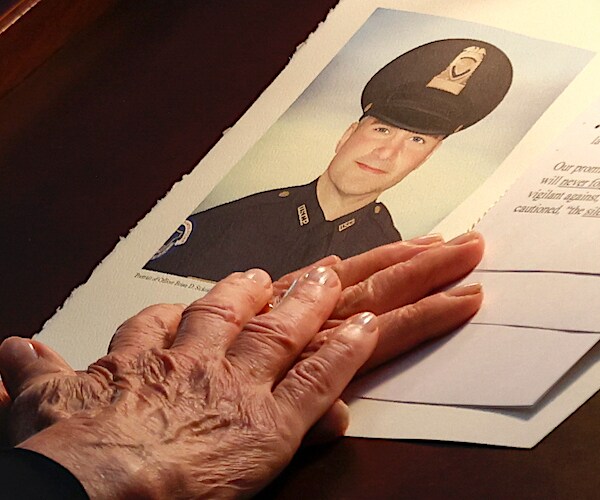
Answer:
302, 331, 328, 359
139, 349, 178, 384
91, 351, 131, 374
399, 255, 437, 290
245, 314, 299, 352
183, 298, 245, 328
141, 303, 179, 317
395, 301, 423, 327
110, 304, 181, 350
289, 356, 335, 395
117, 303, 172, 329
362, 277, 378, 303
113, 316, 144, 336
144, 305, 180, 329
336, 282, 368, 316
401, 300, 420, 319
328, 335, 357, 359
93, 349, 190, 401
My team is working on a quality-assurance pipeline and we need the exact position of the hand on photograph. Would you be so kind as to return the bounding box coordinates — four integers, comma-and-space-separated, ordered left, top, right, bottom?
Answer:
0, 231, 483, 496
1, 267, 377, 498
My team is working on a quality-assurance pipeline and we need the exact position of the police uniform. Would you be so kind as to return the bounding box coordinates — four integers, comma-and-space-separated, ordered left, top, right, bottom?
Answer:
145, 180, 400, 281
146, 38, 512, 282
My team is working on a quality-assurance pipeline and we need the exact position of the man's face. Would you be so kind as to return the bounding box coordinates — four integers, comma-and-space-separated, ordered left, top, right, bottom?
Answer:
325, 116, 443, 198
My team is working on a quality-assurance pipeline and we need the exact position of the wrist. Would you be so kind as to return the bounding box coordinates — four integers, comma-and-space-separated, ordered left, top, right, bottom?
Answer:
17, 417, 157, 499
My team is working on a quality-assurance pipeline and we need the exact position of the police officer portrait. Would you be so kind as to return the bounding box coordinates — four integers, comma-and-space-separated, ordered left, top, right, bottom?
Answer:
144, 9, 593, 283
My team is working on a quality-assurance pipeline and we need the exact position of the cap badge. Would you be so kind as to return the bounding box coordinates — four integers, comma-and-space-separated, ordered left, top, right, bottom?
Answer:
297, 204, 309, 226
427, 46, 486, 96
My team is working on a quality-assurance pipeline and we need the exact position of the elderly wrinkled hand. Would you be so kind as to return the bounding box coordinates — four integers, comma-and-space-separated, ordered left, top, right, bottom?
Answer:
1, 266, 377, 498
0, 231, 483, 497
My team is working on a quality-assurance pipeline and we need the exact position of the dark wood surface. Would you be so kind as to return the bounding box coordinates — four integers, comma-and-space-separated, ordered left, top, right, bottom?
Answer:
0, 0, 118, 98
2, 2, 599, 498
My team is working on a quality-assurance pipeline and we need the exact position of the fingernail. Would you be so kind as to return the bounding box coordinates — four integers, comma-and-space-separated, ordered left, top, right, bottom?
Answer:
447, 231, 480, 246
243, 268, 271, 288
0, 337, 39, 364
408, 233, 444, 245
348, 312, 378, 332
445, 283, 482, 297
270, 267, 337, 310
301, 266, 337, 287
338, 312, 378, 340
314, 254, 340, 267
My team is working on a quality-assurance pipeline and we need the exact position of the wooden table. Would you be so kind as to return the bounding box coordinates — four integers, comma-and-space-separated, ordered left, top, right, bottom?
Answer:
2, 2, 599, 498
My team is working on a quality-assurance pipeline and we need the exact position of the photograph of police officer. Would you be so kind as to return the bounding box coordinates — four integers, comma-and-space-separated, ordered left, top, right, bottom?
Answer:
145, 38, 513, 281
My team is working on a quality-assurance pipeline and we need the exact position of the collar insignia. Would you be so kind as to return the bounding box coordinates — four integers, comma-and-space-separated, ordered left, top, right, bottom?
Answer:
338, 218, 355, 232
298, 204, 309, 226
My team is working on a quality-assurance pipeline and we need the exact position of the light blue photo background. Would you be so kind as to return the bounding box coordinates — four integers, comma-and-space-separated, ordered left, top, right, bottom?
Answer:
197, 8, 594, 239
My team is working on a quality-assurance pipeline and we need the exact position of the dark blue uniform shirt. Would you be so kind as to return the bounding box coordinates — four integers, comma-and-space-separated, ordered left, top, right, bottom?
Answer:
145, 180, 401, 281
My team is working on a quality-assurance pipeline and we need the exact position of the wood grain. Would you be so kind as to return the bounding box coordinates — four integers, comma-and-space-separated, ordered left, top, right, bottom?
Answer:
0, 0, 117, 98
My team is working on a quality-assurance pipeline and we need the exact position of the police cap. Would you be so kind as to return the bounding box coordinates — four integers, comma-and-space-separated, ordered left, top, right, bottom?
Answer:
361, 39, 513, 136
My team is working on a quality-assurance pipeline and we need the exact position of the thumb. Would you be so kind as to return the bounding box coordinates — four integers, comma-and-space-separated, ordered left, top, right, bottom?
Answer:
0, 337, 75, 400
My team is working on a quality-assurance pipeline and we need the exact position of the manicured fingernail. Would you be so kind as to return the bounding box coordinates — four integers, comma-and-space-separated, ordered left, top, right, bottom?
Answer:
447, 231, 480, 246
301, 266, 336, 287
408, 233, 444, 245
445, 283, 482, 297
338, 312, 378, 341
349, 312, 377, 331
314, 254, 340, 267
0, 337, 39, 364
243, 268, 271, 287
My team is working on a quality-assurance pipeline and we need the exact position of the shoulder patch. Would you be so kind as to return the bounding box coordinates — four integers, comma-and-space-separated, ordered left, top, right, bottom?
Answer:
150, 220, 193, 260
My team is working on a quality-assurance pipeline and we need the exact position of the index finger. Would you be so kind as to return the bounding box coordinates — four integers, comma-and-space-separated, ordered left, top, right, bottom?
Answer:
108, 304, 186, 355
171, 269, 273, 356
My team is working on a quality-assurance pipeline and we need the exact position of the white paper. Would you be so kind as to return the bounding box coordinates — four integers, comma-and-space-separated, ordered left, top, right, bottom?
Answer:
347, 340, 600, 448
476, 99, 600, 274
469, 272, 600, 333
351, 325, 600, 407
